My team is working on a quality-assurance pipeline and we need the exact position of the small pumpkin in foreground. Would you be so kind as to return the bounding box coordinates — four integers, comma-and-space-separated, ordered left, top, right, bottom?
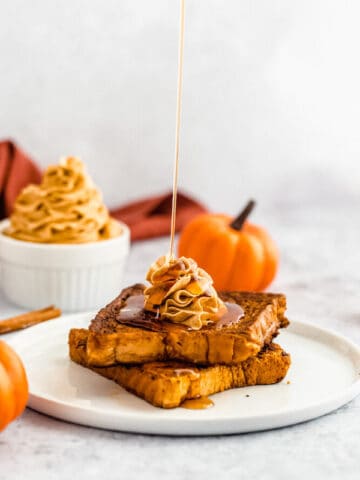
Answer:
178, 200, 279, 292
0, 340, 29, 431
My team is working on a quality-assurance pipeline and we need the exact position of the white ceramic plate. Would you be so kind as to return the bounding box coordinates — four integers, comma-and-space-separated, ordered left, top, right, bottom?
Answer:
8, 313, 360, 436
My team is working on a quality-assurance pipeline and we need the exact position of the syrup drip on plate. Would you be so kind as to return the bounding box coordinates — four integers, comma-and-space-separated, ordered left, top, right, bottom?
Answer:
181, 396, 214, 410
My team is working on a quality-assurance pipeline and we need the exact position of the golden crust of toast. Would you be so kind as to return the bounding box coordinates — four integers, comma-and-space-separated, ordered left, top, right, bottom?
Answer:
69, 329, 291, 409
81, 284, 288, 366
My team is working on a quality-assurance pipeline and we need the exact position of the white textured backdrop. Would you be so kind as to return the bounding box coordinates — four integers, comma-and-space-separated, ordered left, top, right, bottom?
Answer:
0, 0, 359, 214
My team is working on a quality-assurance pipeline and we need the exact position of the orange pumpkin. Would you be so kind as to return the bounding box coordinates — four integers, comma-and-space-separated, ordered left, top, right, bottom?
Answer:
178, 200, 279, 292
0, 340, 29, 431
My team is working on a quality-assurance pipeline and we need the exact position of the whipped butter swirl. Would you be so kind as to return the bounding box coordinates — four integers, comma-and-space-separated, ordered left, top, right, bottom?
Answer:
5, 157, 121, 244
144, 255, 226, 330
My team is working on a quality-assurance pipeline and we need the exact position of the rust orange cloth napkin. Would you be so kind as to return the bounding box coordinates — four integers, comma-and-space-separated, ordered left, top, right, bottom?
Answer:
0, 140, 207, 241
110, 192, 207, 241
0, 140, 42, 218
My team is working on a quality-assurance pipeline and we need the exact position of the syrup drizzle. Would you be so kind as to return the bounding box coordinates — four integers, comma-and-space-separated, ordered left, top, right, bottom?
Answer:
181, 396, 214, 410
173, 368, 201, 380
117, 294, 144, 319
117, 295, 164, 332
216, 302, 244, 329
169, 0, 185, 259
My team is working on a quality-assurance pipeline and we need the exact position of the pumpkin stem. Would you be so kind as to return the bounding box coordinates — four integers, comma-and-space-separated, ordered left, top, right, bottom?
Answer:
230, 199, 256, 231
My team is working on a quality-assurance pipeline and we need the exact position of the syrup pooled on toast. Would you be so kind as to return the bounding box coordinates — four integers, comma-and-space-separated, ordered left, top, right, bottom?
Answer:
117, 294, 145, 321
117, 295, 163, 332
117, 292, 244, 331
216, 302, 244, 329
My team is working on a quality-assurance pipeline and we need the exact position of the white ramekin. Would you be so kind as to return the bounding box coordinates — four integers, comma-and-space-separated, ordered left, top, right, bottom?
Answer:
0, 219, 130, 312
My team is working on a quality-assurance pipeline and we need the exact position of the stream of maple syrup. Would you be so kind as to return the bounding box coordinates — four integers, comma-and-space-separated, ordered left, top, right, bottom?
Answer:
165, 0, 244, 332
169, 0, 185, 259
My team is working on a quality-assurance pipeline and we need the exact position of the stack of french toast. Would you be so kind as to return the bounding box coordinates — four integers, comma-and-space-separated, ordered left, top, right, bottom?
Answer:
68, 256, 291, 409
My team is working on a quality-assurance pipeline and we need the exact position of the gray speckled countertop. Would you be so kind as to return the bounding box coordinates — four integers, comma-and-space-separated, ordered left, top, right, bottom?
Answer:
1, 203, 360, 480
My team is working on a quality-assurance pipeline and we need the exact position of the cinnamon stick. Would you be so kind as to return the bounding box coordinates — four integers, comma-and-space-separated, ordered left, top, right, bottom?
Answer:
0, 306, 62, 334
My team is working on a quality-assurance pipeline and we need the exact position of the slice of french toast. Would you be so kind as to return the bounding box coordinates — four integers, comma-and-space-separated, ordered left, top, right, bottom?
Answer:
69, 328, 291, 409
73, 284, 288, 367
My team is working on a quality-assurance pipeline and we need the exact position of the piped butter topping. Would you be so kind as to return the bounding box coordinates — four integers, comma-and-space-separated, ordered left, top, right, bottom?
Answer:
144, 255, 226, 330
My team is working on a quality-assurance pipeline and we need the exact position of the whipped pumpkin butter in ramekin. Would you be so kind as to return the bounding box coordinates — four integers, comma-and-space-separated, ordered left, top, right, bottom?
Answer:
0, 157, 129, 311
5, 157, 121, 244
